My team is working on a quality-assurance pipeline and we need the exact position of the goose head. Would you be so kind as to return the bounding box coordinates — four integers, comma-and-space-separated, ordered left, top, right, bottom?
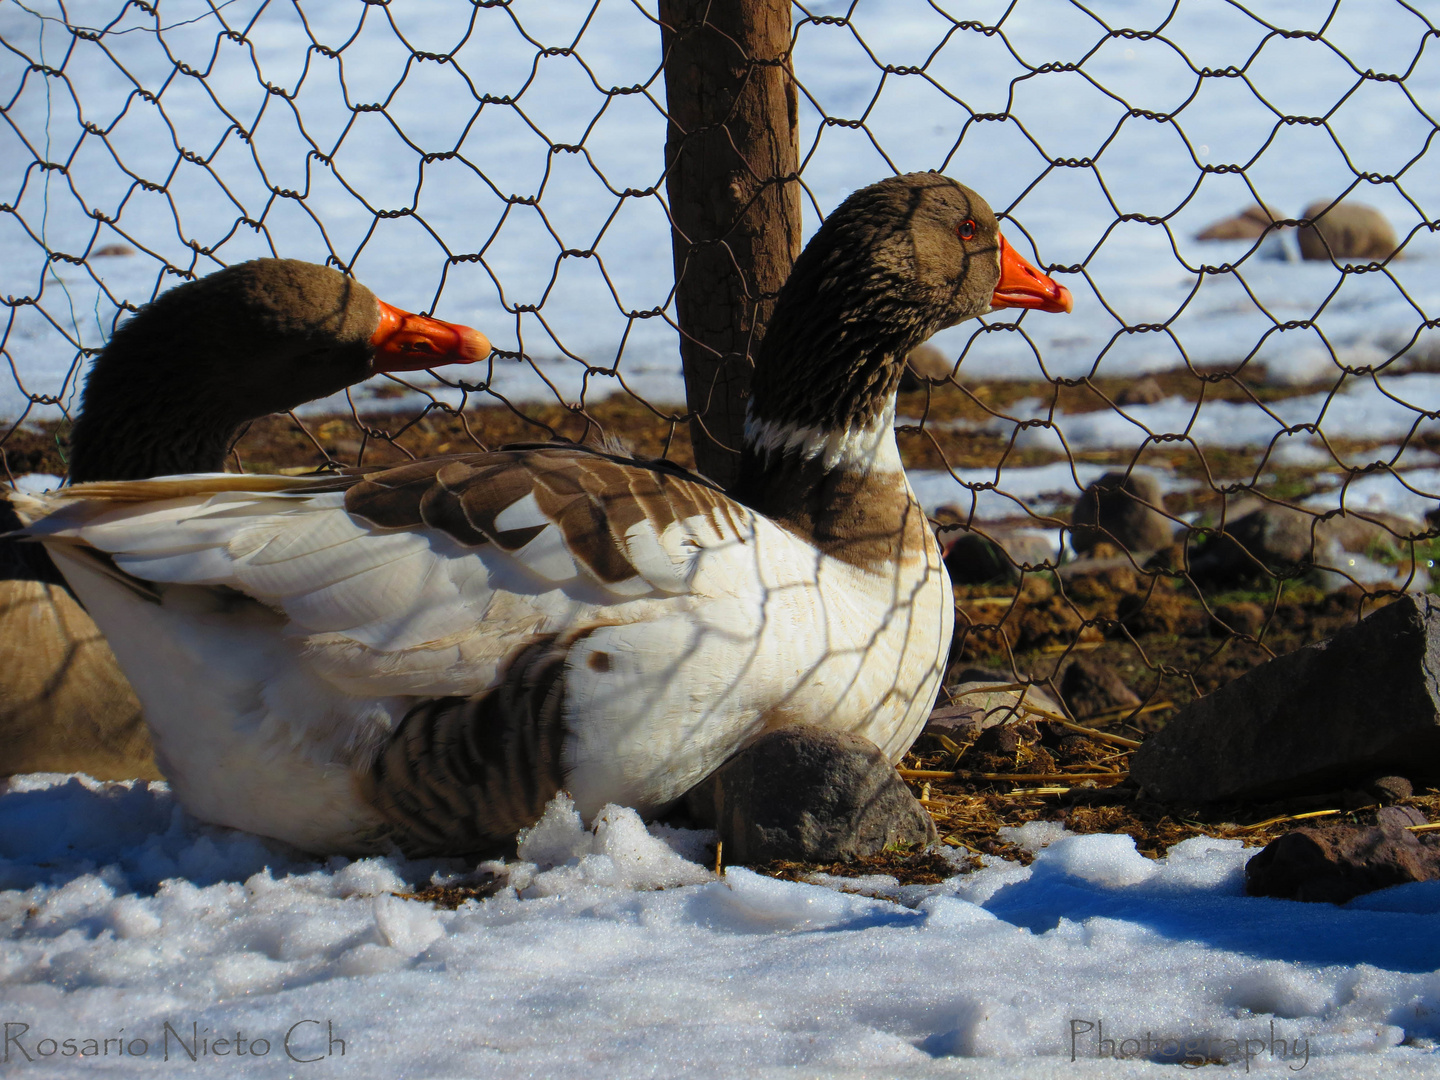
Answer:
748, 171, 1068, 443
67, 259, 489, 481
742, 172, 1070, 486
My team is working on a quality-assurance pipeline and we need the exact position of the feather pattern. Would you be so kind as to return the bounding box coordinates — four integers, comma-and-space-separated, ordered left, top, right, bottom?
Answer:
20, 444, 950, 853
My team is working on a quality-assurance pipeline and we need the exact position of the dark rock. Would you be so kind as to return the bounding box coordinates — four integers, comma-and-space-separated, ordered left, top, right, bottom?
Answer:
1297, 200, 1399, 262
939, 527, 1056, 584
1070, 471, 1174, 556
1060, 657, 1142, 720
1188, 504, 1419, 586
1196, 203, 1284, 241
1114, 376, 1165, 406
1212, 601, 1266, 638
898, 342, 953, 392
686, 725, 936, 864
1369, 775, 1414, 805
1244, 820, 1440, 903
1131, 595, 1440, 803
1377, 804, 1426, 829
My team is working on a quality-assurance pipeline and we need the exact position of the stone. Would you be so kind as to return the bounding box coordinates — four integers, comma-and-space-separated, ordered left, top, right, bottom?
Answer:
1059, 657, 1142, 720
939, 527, 1056, 584
1212, 600, 1266, 638
1188, 504, 1420, 586
1131, 595, 1440, 803
1070, 471, 1174, 556
1244, 819, 1440, 903
1368, 775, 1413, 805
948, 679, 1066, 724
1196, 203, 1284, 241
1297, 200, 1399, 262
1114, 376, 1164, 406
686, 725, 936, 864
898, 342, 953, 392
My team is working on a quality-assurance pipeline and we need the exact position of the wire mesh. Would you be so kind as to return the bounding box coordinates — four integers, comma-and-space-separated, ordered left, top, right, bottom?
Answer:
3, 0, 1439, 744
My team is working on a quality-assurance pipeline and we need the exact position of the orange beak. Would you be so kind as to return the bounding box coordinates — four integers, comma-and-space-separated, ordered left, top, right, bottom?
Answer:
991, 234, 1073, 314
370, 300, 491, 373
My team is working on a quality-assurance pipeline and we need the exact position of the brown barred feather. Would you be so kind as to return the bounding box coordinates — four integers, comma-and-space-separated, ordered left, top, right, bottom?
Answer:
340, 446, 741, 582
365, 633, 574, 856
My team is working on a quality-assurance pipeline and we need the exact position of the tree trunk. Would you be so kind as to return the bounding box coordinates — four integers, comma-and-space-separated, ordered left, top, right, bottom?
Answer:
658, 0, 802, 490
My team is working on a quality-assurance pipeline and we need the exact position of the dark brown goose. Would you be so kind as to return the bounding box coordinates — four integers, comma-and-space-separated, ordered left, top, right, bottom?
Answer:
0, 259, 489, 779
14, 173, 1069, 853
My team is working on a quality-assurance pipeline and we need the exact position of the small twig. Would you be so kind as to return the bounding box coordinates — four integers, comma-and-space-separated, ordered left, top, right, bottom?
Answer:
1239, 808, 1342, 832
714, 840, 724, 876
1407, 821, 1440, 833
900, 768, 1128, 783
1082, 701, 1174, 726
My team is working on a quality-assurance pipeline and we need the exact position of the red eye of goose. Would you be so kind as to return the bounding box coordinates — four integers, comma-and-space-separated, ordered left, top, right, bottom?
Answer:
957, 219, 976, 241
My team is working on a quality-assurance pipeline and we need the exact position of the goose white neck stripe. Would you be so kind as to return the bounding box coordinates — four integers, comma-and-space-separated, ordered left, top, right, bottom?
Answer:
744, 401, 903, 475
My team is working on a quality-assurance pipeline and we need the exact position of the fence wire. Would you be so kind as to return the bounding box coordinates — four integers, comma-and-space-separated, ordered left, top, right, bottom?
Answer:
3, 0, 1439, 738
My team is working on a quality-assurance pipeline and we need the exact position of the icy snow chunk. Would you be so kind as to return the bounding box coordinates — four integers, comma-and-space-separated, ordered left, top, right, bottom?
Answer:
591, 805, 712, 889
687, 867, 889, 932
948, 856, 1033, 906
515, 793, 589, 868
33, 875, 115, 928
997, 821, 1069, 852
11, 472, 62, 494
919, 998, 1034, 1058
514, 796, 711, 895
107, 895, 162, 939
1031, 833, 1157, 887
1151, 836, 1249, 892
371, 894, 444, 957
918, 894, 1001, 930
331, 858, 408, 899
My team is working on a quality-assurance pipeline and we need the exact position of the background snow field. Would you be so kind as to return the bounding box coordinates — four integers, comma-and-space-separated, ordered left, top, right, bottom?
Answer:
3, 2, 1440, 1075
2, 776, 1439, 1078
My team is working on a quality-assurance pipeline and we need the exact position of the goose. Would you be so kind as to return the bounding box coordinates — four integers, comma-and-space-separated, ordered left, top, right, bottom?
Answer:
0, 259, 489, 779
12, 173, 1071, 854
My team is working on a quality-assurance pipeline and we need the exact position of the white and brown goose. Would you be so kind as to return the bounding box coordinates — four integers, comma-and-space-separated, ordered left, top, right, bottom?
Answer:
0, 259, 488, 779
13, 173, 1070, 854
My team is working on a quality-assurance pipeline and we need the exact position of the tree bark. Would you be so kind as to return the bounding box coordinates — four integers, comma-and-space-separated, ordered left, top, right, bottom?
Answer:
659, 0, 802, 489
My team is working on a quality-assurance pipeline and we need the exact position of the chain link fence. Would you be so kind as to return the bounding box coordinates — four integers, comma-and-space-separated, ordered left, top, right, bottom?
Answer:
3, 0, 1439, 743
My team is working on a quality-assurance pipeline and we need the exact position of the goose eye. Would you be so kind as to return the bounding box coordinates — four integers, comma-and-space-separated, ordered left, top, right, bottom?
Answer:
957, 219, 976, 241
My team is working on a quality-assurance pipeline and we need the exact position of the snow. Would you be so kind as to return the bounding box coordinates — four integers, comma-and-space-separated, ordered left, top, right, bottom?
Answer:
2, 776, 1438, 1078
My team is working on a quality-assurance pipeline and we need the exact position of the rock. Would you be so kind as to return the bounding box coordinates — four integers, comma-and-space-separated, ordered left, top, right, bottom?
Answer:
1059, 657, 1142, 720
1070, 471, 1174, 556
939, 527, 1056, 584
1189, 504, 1420, 585
1297, 200, 1399, 262
1212, 601, 1266, 638
898, 342, 952, 392
686, 725, 936, 864
949, 679, 1065, 723
1131, 595, 1440, 803
1244, 819, 1440, 903
1196, 203, 1284, 241
1114, 376, 1164, 406
1368, 775, 1413, 805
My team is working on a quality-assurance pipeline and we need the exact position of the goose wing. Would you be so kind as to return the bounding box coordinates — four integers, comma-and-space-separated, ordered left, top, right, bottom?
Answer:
24, 448, 769, 700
